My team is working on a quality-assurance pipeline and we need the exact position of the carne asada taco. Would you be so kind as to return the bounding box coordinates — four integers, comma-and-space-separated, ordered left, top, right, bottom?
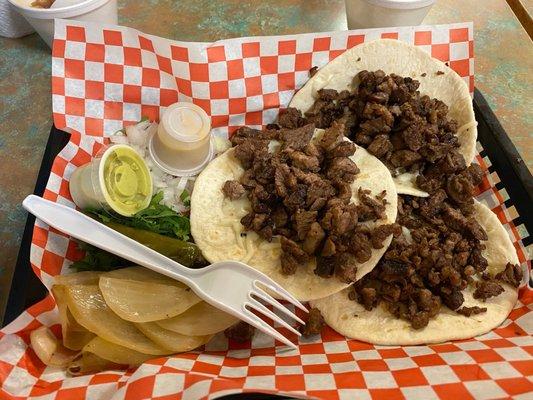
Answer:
310, 199, 523, 345
191, 123, 398, 301
289, 39, 477, 197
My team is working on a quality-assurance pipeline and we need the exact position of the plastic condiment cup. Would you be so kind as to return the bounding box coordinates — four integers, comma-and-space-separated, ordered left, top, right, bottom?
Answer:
69, 144, 153, 216
7, 0, 117, 47
148, 102, 214, 177
345, 0, 435, 29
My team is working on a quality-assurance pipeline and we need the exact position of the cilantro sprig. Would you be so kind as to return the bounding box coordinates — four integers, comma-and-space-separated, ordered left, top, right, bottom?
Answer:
86, 192, 190, 241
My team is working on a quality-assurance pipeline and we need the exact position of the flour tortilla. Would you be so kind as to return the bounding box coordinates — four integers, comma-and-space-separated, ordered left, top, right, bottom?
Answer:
310, 200, 520, 345
289, 39, 477, 197
190, 134, 397, 301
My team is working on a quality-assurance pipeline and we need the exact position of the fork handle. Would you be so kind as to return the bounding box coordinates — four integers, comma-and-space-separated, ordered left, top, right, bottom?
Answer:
23, 195, 199, 289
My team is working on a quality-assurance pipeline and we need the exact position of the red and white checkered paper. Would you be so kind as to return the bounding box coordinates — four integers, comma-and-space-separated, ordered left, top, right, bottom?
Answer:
1, 20, 531, 400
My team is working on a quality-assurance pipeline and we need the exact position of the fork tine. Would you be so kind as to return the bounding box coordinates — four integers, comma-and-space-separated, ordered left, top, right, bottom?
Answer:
248, 299, 302, 337
253, 278, 308, 313
252, 285, 306, 325
242, 307, 298, 349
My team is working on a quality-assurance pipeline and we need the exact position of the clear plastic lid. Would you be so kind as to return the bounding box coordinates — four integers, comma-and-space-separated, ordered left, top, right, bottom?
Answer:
90, 144, 153, 216
148, 102, 214, 177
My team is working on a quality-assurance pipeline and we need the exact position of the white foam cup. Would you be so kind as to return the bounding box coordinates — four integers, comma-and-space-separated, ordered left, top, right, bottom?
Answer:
7, 0, 117, 47
345, 0, 435, 29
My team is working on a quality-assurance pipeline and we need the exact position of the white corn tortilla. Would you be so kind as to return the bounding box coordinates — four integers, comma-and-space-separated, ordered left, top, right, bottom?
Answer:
310, 200, 520, 345
190, 135, 397, 301
289, 39, 477, 197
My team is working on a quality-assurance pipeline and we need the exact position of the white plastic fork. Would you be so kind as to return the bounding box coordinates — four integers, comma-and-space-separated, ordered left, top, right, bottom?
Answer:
23, 195, 307, 348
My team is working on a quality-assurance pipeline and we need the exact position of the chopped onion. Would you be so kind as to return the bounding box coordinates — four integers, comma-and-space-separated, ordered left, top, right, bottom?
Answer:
109, 135, 130, 145
30, 326, 79, 367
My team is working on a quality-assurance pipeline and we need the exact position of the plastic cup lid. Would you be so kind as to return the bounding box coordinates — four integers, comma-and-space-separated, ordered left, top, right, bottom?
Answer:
161, 102, 211, 144
92, 144, 153, 216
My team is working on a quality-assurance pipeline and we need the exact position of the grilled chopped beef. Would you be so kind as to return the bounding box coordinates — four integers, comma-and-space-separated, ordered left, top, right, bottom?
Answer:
231, 126, 278, 146
299, 70, 474, 190
278, 107, 306, 129
224, 322, 255, 342
222, 180, 246, 200
495, 263, 523, 288
281, 123, 315, 151
300, 308, 325, 336
350, 184, 509, 329
367, 135, 393, 158
457, 306, 487, 317
473, 280, 505, 301
303, 222, 325, 254
357, 189, 387, 222
225, 114, 390, 281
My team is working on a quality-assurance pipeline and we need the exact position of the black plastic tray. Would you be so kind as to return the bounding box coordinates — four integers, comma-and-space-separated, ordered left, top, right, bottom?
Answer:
2, 89, 532, 400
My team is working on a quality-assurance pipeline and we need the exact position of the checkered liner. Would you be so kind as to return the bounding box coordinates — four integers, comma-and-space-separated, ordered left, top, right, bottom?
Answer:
1, 20, 531, 400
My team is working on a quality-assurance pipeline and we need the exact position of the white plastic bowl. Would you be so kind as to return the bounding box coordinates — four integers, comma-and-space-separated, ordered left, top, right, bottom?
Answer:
7, 0, 117, 47
345, 0, 435, 29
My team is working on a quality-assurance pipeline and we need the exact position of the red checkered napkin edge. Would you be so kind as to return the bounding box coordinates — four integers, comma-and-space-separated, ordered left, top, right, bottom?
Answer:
0, 21, 531, 400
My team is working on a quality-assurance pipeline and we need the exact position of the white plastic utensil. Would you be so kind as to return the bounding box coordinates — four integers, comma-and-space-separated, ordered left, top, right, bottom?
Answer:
23, 195, 307, 348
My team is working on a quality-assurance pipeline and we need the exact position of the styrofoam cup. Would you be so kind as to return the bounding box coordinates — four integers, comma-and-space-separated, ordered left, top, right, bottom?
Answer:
345, 0, 435, 29
7, 0, 117, 47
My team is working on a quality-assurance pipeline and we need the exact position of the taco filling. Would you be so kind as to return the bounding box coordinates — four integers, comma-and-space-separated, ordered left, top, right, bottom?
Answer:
190, 119, 397, 301
223, 122, 399, 281
286, 70, 474, 198
289, 39, 477, 196
351, 193, 522, 330
310, 148, 523, 344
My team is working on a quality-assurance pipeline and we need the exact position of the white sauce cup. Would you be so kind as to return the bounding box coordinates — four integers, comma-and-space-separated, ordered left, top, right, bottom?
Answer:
148, 102, 214, 177
345, 0, 435, 29
7, 0, 117, 47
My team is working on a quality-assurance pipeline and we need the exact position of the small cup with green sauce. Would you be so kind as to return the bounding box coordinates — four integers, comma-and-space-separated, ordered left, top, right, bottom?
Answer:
69, 144, 153, 216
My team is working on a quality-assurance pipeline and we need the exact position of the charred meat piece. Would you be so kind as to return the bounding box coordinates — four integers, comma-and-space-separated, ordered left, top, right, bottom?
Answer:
495, 263, 523, 288
278, 107, 306, 129
319, 120, 345, 151
327, 141, 357, 158
457, 306, 487, 317
473, 280, 505, 301
231, 126, 276, 146
224, 321, 255, 342
280, 123, 315, 150
358, 287, 378, 311
303, 222, 326, 255
370, 223, 401, 249
233, 138, 268, 169
446, 174, 474, 204
334, 253, 359, 283
367, 135, 393, 158
294, 210, 318, 240
357, 189, 387, 222
222, 180, 246, 200
314, 256, 336, 278
390, 150, 422, 168
440, 288, 464, 311
300, 308, 325, 336
285, 148, 320, 172
326, 157, 360, 184
280, 237, 309, 275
